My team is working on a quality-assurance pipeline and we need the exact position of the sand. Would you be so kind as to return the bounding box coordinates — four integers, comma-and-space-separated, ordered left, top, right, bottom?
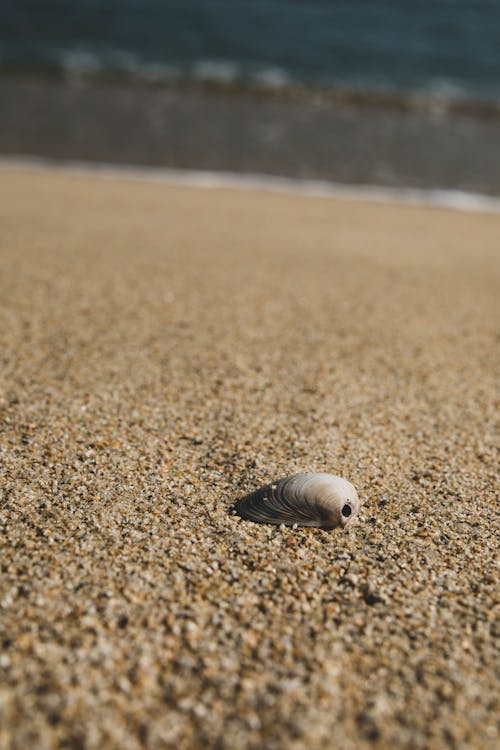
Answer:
0, 165, 498, 750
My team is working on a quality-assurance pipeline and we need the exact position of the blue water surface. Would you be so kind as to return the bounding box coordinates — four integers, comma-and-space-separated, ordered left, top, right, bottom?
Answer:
1, 0, 500, 100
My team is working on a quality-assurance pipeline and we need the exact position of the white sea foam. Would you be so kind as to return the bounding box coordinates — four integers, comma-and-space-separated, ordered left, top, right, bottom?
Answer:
58, 47, 185, 87
1, 156, 500, 215
191, 60, 241, 84
253, 66, 291, 89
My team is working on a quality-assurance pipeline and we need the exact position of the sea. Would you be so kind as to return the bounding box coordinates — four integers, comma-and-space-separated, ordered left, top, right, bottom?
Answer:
1, 0, 500, 201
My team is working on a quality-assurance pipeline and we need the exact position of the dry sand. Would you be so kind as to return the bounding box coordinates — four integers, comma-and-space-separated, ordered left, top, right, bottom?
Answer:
0, 166, 498, 750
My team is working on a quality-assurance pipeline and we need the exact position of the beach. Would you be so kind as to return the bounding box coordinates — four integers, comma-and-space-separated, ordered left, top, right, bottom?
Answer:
0, 164, 498, 749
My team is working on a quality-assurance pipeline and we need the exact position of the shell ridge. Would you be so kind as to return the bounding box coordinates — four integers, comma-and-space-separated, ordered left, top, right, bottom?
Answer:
282, 474, 327, 523
235, 472, 359, 528
268, 475, 320, 524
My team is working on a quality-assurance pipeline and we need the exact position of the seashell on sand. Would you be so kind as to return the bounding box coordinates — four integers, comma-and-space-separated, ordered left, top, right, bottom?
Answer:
235, 473, 360, 529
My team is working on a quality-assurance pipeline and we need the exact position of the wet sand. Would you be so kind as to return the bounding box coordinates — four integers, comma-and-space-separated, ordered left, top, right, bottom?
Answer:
0, 165, 498, 749
2, 77, 500, 194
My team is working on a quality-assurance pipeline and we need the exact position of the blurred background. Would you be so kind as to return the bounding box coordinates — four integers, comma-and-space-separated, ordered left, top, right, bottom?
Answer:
1, 0, 500, 194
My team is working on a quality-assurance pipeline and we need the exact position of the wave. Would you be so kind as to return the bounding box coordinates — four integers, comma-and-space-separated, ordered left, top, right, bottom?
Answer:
1, 50, 500, 120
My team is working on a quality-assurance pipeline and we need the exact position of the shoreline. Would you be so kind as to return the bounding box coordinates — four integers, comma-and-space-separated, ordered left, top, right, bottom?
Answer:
3, 155, 500, 215
2, 75, 500, 198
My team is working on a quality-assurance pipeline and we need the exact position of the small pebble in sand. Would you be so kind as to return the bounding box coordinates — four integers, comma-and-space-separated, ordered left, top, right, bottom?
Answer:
235, 473, 360, 528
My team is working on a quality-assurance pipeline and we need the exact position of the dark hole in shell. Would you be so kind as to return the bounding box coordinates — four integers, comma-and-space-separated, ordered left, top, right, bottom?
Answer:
342, 503, 352, 518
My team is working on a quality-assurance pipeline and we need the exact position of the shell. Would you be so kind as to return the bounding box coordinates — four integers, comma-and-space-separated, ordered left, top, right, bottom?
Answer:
235, 473, 360, 529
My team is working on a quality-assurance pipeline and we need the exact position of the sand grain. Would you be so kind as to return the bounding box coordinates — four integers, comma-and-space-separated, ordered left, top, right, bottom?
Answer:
0, 167, 498, 749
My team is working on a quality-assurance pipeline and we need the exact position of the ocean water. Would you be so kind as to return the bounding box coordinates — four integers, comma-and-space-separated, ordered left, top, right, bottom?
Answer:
1, 0, 500, 105
2, 1, 500, 195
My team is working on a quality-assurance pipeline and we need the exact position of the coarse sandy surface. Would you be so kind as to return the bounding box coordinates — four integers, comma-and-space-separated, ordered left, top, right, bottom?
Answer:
0, 165, 498, 750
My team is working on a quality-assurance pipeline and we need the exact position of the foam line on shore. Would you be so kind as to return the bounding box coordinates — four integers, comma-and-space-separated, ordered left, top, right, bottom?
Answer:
2, 155, 500, 214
